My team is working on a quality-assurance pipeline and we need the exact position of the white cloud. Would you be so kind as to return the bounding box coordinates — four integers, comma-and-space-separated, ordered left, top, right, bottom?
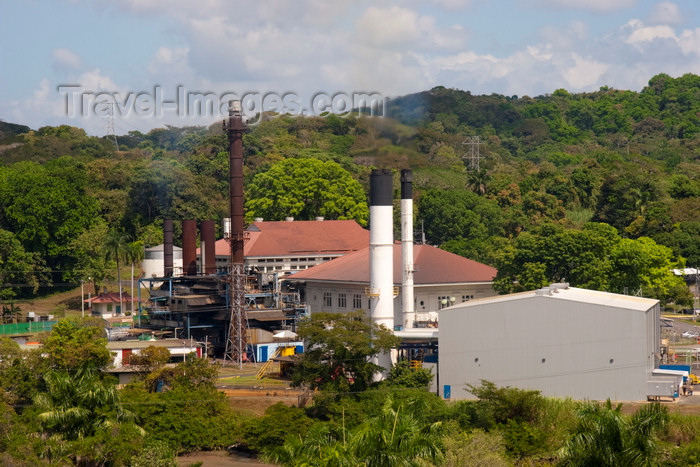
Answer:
562, 54, 610, 89
430, 0, 474, 11
529, 0, 636, 13
678, 28, 700, 57
355, 6, 466, 51
51, 48, 83, 73
648, 2, 682, 26
625, 23, 676, 44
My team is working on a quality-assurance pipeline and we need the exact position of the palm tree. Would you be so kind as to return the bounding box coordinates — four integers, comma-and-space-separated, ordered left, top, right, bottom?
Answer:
266, 395, 443, 467
34, 367, 141, 441
126, 240, 145, 315
557, 399, 668, 466
265, 423, 357, 467
104, 228, 130, 315
466, 168, 490, 195
350, 395, 443, 466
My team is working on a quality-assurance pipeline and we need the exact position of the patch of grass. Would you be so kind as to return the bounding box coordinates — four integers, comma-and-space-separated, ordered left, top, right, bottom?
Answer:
218, 374, 289, 388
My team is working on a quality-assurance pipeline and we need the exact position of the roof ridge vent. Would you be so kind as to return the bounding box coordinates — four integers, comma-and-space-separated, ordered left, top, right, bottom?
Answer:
535, 287, 552, 296
549, 282, 570, 293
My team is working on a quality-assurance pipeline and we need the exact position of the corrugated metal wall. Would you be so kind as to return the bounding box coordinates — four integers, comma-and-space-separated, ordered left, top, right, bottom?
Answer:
439, 292, 657, 401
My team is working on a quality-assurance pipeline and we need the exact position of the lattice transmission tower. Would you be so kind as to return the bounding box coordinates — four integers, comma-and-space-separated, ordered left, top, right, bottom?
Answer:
461, 136, 483, 171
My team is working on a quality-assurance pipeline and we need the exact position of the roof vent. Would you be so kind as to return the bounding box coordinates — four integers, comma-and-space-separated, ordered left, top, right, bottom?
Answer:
315, 216, 324, 221
285, 217, 294, 222
535, 288, 552, 296
254, 217, 264, 222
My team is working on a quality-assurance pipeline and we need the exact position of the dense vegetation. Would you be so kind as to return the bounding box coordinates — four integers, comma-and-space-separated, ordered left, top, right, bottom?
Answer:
0, 73, 698, 307
1, 317, 699, 466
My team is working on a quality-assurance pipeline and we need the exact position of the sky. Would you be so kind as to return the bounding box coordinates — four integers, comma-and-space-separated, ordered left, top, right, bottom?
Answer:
0, 0, 698, 135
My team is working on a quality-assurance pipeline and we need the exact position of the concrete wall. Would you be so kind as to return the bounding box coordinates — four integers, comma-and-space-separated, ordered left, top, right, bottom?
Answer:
302, 281, 496, 328
439, 290, 659, 401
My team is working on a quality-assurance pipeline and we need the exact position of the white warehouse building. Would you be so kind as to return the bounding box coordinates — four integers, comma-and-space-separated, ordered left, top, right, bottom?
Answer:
439, 284, 661, 402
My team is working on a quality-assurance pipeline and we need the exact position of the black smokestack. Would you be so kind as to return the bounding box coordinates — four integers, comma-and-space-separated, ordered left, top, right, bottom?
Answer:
370, 168, 393, 206
401, 169, 412, 200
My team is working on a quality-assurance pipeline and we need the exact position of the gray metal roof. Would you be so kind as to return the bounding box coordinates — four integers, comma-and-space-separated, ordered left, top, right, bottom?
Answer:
445, 286, 658, 313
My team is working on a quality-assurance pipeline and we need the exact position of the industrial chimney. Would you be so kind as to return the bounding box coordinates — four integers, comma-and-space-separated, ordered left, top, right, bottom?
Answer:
369, 169, 395, 330
182, 219, 197, 275
400, 169, 415, 329
163, 219, 173, 277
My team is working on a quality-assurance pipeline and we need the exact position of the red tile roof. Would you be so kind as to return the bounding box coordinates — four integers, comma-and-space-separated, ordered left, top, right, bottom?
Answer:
86, 292, 137, 304
285, 244, 497, 285
202, 220, 369, 258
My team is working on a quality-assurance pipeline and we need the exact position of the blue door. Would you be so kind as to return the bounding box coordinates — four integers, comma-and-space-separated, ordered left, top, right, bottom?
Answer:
260, 346, 268, 362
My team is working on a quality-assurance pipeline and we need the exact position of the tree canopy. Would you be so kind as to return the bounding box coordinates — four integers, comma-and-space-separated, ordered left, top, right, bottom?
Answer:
290, 310, 400, 392
245, 158, 369, 225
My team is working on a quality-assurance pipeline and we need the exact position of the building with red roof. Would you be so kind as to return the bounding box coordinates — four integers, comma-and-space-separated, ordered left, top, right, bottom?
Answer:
284, 243, 498, 328
199, 219, 370, 275
85, 291, 137, 317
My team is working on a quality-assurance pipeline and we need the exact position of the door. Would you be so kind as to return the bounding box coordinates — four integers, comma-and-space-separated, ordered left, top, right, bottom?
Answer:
122, 349, 132, 365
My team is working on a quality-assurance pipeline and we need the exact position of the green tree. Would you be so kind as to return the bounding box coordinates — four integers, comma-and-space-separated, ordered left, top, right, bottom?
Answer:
493, 223, 618, 294
0, 229, 47, 300
0, 158, 99, 284
41, 318, 111, 371
384, 360, 434, 389
129, 345, 171, 375
33, 367, 141, 441
349, 394, 443, 466
0, 337, 47, 405
64, 220, 110, 291
121, 384, 240, 452
418, 188, 504, 246
245, 158, 369, 225
291, 310, 400, 392
608, 237, 690, 305
267, 394, 443, 467
557, 400, 668, 466
241, 402, 314, 453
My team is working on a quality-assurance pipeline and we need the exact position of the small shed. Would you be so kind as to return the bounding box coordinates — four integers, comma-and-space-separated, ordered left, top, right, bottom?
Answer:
86, 292, 137, 317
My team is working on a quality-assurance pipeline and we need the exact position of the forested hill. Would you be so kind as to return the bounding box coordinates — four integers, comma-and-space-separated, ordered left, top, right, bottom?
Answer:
0, 73, 698, 305
387, 72, 699, 141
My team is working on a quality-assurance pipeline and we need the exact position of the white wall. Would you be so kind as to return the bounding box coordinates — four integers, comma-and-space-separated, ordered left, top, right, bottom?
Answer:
302, 281, 496, 328
439, 292, 659, 401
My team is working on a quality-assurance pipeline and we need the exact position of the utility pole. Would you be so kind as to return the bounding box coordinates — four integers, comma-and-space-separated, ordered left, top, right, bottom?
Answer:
223, 101, 248, 368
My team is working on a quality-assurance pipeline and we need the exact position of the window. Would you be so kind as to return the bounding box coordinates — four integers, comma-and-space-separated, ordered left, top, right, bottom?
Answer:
338, 293, 347, 308
323, 292, 332, 307
353, 294, 362, 309
438, 296, 456, 309
462, 294, 474, 302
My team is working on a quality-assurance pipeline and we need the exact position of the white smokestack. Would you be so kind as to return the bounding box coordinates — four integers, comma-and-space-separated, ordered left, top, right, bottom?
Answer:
401, 169, 415, 329
369, 169, 395, 332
